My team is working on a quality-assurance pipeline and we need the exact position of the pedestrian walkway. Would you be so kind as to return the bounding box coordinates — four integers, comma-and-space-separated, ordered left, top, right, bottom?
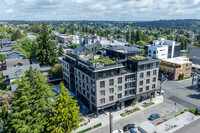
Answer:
75, 95, 164, 133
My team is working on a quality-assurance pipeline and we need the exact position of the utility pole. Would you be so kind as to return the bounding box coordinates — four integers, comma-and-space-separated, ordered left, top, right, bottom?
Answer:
160, 73, 163, 95
191, 72, 195, 89
109, 111, 113, 133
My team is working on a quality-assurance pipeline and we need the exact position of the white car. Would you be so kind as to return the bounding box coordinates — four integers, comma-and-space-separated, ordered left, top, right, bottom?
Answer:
113, 129, 124, 133
157, 90, 164, 94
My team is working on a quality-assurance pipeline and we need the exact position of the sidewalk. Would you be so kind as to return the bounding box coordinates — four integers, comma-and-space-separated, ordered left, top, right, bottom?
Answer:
75, 95, 164, 132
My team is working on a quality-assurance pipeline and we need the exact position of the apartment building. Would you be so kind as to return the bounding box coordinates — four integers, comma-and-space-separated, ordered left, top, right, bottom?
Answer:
159, 57, 192, 80
145, 38, 181, 59
62, 47, 160, 116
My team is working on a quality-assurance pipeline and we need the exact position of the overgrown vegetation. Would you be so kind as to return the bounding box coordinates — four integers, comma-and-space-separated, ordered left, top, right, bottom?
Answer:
50, 64, 63, 78
133, 56, 148, 61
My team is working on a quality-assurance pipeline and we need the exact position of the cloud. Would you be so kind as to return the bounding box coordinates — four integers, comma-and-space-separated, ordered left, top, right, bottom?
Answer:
0, 0, 200, 20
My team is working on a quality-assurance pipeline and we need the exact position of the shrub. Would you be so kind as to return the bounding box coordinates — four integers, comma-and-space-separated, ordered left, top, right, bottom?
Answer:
78, 123, 102, 133
93, 123, 102, 128
132, 100, 137, 106
189, 108, 196, 114
142, 102, 154, 108
175, 113, 181, 117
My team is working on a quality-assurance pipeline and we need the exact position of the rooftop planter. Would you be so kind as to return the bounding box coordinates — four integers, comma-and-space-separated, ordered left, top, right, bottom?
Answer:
88, 58, 117, 65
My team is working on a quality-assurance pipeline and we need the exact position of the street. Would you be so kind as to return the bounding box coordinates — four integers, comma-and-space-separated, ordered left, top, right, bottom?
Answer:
89, 78, 200, 133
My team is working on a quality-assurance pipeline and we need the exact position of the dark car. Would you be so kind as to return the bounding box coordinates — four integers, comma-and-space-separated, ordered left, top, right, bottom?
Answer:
123, 124, 135, 132
148, 114, 160, 120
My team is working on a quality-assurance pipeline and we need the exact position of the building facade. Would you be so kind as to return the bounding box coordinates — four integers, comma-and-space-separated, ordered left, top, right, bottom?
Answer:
145, 38, 181, 60
159, 57, 192, 80
62, 52, 160, 116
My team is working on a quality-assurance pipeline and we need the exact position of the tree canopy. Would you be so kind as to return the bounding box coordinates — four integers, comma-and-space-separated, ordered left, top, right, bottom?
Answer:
36, 23, 58, 66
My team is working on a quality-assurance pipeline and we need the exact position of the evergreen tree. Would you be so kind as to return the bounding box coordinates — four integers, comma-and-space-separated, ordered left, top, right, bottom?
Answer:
130, 30, 135, 44
36, 23, 58, 66
47, 82, 80, 133
126, 30, 130, 43
136, 29, 142, 42
58, 45, 64, 57
11, 29, 23, 41
181, 36, 188, 50
5, 68, 55, 133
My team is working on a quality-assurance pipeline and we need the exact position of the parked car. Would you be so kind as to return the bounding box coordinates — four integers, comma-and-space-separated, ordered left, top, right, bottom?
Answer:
157, 89, 164, 94
148, 114, 160, 120
113, 129, 124, 133
123, 124, 135, 132
130, 128, 137, 133
156, 121, 163, 125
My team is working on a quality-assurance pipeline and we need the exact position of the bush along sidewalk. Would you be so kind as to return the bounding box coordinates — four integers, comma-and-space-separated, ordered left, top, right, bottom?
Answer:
142, 102, 154, 108
120, 107, 140, 117
175, 108, 200, 117
78, 123, 102, 133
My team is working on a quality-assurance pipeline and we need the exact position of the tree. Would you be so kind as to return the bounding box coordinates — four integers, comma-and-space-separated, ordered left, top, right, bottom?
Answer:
58, 45, 64, 57
5, 68, 55, 132
194, 41, 200, 47
136, 29, 142, 42
36, 23, 58, 66
0, 105, 9, 121
50, 64, 63, 78
126, 30, 130, 43
136, 41, 148, 46
47, 82, 80, 133
180, 36, 188, 50
70, 43, 80, 49
150, 95, 153, 102
130, 30, 136, 44
11, 29, 23, 41
141, 49, 146, 55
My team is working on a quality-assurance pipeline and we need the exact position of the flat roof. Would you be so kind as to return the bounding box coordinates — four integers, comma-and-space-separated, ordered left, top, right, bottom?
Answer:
163, 57, 191, 65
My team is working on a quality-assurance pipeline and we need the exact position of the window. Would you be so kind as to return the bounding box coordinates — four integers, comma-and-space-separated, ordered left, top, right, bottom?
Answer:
147, 71, 150, 77
92, 97, 95, 103
153, 77, 156, 82
82, 74, 85, 81
109, 88, 114, 94
125, 82, 135, 89
109, 79, 114, 85
153, 70, 157, 76
118, 86, 122, 91
100, 98, 105, 104
146, 86, 149, 90
83, 83, 85, 88
186, 68, 187, 71
189, 68, 191, 70
100, 81, 105, 88
153, 51, 156, 54
87, 93, 89, 98
140, 81, 143, 86
125, 74, 135, 81
152, 84, 156, 89
147, 64, 151, 69
83, 90, 85, 95
109, 96, 114, 101
86, 77, 89, 83
78, 72, 80, 78
118, 77, 122, 84
139, 88, 143, 92
79, 80, 81, 85
118, 93, 122, 99
79, 87, 82, 92
129, 89, 134, 94
100, 90, 105, 96
140, 73, 144, 79
146, 79, 150, 84
87, 86, 89, 91
125, 90, 129, 96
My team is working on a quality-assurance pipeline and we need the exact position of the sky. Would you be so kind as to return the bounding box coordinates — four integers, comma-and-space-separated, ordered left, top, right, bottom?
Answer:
0, 0, 200, 21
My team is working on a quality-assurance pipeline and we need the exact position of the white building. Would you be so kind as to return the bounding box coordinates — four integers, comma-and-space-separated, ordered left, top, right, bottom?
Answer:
147, 44, 168, 60
145, 37, 181, 60
26, 33, 36, 40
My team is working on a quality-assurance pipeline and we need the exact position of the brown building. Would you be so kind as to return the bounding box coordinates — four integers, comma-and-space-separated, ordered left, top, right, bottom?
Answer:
159, 57, 192, 80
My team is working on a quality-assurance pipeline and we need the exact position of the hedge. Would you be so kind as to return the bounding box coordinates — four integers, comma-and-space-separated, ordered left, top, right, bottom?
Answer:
78, 123, 102, 133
